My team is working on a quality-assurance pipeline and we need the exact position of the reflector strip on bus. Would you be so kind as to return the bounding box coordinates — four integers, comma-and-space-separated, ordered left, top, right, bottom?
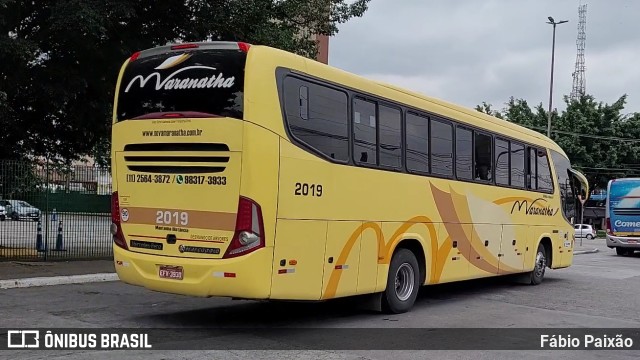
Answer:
212, 272, 236, 278
334, 265, 349, 270
278, 269, 295, 274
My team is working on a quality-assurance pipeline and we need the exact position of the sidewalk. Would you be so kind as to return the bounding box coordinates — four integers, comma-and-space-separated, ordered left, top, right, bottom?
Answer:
0, 259, 114, 281
573, 237, 606, 255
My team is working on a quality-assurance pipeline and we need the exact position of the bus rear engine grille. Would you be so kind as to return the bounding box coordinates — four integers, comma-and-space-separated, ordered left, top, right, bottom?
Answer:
123, 143, 230, 174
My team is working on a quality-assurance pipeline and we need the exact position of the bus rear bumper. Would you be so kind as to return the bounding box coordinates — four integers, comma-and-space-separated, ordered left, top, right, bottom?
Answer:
606, 235, 640, 249
113, 245, 273, 299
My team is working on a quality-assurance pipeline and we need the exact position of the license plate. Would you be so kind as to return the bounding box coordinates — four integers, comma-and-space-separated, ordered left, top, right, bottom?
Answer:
159, 265, 183, 280
628, 240, 637, 244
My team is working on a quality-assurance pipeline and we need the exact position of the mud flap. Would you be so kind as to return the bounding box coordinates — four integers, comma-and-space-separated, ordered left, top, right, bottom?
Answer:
361, 292, 384, 312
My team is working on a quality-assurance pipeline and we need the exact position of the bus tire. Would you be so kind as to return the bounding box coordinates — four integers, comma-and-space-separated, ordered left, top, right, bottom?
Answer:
382, 248, 420, 314
527, 243, 547, 285
616, 247, 628, 256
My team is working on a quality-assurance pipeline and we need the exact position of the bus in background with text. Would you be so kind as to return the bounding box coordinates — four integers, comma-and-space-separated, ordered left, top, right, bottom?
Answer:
606, 178, 640, 256
110, 41, 589, 313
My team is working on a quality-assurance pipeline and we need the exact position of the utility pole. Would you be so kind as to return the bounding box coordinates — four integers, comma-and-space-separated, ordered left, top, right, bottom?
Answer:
546, 16, 568, 138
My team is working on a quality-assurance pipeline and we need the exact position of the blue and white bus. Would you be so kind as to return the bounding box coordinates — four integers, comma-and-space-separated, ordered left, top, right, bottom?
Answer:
606, 178, 640, 255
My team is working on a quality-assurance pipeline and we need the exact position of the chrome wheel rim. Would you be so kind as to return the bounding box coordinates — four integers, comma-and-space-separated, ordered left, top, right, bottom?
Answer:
534, 251, 546, 278
395, 263, 415, 301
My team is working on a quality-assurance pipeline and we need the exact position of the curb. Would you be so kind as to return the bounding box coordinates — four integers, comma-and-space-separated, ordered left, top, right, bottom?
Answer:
574, 248, 599, 255
0, 273, 118, 290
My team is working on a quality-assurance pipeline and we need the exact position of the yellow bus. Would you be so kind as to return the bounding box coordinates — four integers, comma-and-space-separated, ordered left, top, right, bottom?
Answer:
110, 41, 589, 313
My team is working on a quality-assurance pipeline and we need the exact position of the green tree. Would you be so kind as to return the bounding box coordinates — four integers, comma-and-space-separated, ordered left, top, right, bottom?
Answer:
474, 101, 503, 119
553, 95, 630, 187
616, 112, 640, 176
0, 0, 370, 163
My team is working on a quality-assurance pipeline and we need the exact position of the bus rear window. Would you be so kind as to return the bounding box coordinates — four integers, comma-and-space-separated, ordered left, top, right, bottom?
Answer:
116, 49, 246, 121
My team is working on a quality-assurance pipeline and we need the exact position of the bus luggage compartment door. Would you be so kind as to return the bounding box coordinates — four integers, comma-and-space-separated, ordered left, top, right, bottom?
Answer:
270, 219, 327, 300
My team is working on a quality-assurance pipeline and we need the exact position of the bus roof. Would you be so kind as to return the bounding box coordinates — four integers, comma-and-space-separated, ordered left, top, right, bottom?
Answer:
610, 178, 640, 184
118, 42, 568, 158
253, 44, 568, 158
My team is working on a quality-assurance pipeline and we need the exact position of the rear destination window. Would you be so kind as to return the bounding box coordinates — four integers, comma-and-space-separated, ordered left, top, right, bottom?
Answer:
116, 49, 246, 121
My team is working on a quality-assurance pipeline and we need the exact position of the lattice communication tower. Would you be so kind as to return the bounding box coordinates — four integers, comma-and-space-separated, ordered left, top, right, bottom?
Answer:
570, 3, 587, 101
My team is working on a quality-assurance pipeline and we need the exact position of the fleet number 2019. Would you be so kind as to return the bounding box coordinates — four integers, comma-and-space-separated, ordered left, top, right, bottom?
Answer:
156, 211, 188, 226
294, 183, 322, 197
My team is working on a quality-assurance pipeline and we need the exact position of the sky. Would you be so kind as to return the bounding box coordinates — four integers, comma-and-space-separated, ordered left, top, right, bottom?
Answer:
329, 0, 640, 116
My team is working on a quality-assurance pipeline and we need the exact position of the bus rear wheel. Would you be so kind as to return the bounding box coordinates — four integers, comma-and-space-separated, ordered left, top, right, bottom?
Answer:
382, 248, 420, 314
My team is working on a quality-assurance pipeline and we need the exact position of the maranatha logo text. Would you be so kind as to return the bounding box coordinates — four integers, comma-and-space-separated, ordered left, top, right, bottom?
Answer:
510, 198, 559, 217
124, 54, 235, 92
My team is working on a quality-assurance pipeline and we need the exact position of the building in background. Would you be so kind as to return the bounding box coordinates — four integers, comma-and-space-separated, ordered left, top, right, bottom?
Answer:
314, 34, 329, 64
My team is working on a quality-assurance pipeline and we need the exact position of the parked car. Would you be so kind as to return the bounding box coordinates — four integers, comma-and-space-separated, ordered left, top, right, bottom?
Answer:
574, 224, 597, 239
0, 200, 41, 221
0, 204, 5, 221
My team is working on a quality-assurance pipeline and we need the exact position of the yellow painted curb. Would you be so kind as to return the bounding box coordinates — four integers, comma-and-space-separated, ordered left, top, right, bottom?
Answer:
0, 247, 40, 258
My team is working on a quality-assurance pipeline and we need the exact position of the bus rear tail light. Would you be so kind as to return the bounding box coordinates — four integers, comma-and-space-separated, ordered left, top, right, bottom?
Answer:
171, 43, 199, 50
111, 192, 128, 250
129, 51, 141, 62
223, 196, 265, 258
238, 42, 251, 53
606, 217, 612, 235
132, 111, 221, 120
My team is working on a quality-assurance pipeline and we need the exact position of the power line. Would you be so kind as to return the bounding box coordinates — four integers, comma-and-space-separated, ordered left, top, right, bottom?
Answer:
520, 124, 640, 143
574, 167, 640, 176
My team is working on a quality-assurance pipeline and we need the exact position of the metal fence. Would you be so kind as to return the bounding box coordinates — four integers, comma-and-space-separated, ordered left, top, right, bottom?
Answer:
0, 160, 112, 261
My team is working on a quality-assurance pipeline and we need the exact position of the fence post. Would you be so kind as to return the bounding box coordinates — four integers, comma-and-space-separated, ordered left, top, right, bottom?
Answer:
44, 160, 50, 260
579, 194, 586, 247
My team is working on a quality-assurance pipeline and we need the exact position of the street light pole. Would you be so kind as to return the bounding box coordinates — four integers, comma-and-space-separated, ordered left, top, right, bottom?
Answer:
546, 17, 568, 138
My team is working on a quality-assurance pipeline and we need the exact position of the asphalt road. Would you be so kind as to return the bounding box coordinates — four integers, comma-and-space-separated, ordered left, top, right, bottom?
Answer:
1, 239, 639, 359
0, 214, 111, 257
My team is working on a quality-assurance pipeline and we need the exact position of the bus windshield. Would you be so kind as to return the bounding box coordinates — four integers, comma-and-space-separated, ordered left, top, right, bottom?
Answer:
608, 179, 640, 233
115, 47, 246, 121
551, 150, 589, 223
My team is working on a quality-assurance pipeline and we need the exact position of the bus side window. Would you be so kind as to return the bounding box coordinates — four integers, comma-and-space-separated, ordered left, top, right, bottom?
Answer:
430, 118, 453, 177
353, 98, 377, 165
510, 142, 525, 188
474, 132, 492, 181
528, 147, 537, 190
455, 126, 473, 180
536, 149, 553, 192
283, 76, 349, 162
406, 112, 429, 173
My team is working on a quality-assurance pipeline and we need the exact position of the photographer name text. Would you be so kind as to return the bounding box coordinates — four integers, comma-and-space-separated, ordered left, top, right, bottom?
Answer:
541, 334, 634, 349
